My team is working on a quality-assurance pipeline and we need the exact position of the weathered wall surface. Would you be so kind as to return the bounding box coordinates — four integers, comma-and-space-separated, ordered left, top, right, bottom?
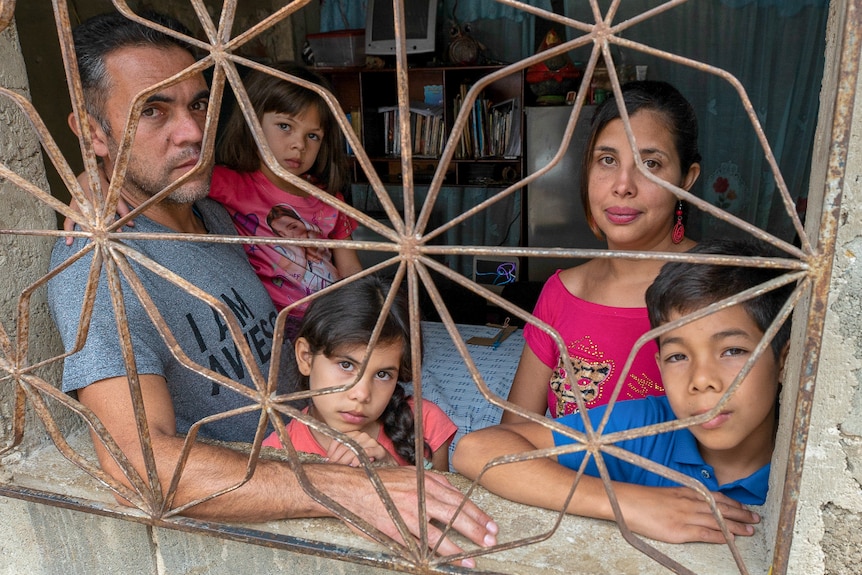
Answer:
0, 19, 70, 458
785, 3, 862, 568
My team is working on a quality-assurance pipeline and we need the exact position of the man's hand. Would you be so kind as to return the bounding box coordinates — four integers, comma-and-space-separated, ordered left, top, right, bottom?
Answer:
316, 464, 498, 568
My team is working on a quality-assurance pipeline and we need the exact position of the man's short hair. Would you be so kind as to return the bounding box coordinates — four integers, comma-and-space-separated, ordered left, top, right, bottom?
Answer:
73, 11, 195, 132
645, 239, 795, 358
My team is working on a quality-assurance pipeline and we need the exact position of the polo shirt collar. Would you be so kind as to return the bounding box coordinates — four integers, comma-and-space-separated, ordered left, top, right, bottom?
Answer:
670, 428, 769, 505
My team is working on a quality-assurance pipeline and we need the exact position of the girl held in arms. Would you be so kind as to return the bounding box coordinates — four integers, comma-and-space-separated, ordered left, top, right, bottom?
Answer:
213, 63, 363, 338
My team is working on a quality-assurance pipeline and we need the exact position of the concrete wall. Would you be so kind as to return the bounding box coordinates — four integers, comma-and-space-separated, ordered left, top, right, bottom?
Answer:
0, 19, 71, 457
1, 3, 861, 574
785, 1, 862, 572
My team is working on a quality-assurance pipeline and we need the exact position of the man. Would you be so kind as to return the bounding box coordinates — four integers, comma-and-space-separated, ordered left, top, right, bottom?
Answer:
49, 12, 495, 564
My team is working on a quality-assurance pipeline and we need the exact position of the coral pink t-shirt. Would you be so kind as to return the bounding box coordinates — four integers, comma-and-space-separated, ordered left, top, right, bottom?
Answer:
209, 166, 357, 317
523, 270, 664, 418
262, 398, 456, 466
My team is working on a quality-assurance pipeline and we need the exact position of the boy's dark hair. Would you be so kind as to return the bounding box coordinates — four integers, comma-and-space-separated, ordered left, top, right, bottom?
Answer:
73, 11, 196, 133
645, 239, 794, 359
296, 274, 427, 465
580, 80, 701, 239
217, 62, 350, 194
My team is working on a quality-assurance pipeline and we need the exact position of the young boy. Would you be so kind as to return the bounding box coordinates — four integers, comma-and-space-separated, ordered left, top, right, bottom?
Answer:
453, 239, 794, 544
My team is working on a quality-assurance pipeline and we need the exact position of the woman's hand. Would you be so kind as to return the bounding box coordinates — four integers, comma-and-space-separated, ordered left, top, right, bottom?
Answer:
327, 431, 397, 467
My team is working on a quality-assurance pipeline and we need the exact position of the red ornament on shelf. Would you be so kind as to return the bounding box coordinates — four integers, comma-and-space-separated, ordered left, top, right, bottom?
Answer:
526, 29, 582, 105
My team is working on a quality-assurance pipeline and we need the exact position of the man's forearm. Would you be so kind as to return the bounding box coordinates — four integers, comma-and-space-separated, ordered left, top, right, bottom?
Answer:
99, 430, 328, 522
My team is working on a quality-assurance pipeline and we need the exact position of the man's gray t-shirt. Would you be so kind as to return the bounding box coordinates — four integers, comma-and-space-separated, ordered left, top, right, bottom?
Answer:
48, 198, 295, 443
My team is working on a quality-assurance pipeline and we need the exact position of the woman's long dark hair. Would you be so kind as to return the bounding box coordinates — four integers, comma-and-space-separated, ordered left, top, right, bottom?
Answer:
295, 275, 427, 465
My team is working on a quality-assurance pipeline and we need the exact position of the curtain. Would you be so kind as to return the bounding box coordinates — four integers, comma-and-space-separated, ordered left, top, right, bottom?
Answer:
719, 0, 826, 17
441, 0, 552, 64
320, 1, 553, 64
351, 184, 521, 277
320, 0, 367, 32
562, 0, 829, 243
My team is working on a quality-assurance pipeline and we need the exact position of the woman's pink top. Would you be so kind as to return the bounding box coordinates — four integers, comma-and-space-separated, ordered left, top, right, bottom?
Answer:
523, 270, 664, 418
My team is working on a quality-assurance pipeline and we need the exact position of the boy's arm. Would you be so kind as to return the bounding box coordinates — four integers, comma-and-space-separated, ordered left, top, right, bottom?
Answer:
452, 422, 761, 544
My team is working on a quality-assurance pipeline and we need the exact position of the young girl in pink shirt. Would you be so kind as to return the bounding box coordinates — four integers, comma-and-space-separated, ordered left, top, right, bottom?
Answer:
212, 63, 363, 337
263, 274, 456, 471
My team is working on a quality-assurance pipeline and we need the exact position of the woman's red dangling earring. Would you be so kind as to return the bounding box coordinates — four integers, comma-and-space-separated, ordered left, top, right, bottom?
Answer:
672, 200, 685, 244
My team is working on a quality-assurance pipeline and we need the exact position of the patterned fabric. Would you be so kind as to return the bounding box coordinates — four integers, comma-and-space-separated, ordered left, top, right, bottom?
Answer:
407, 321, 524, 468
523, 270, 664, 418
209, 166, 357, 319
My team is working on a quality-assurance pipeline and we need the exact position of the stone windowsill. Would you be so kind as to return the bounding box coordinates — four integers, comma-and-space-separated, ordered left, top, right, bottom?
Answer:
0, 432, 770, 574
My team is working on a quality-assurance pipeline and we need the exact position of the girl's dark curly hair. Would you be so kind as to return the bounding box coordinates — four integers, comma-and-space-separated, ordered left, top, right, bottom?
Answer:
295, 275, 428, 465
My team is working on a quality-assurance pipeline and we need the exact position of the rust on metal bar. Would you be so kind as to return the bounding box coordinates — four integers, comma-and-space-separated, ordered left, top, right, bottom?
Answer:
769, 0, 861, 573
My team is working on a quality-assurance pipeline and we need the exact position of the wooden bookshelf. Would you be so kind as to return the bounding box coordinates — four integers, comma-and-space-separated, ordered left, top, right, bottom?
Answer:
318, 65, 524, 187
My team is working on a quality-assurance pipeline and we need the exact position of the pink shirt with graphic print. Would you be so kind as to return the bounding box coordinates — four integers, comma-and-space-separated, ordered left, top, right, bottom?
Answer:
209, 166, 356, 317
523, 269, 664, 418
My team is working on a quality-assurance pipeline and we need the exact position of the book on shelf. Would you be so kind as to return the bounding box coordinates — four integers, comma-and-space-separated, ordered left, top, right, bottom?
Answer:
455, 81, 521, 160
472, 97, 482, 158
490, 98, 521, 158
378, 101, 445, 158
344, 109, 362, 156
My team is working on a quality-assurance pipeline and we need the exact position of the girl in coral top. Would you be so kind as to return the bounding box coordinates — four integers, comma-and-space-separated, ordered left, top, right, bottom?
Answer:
263, 274, 456, 471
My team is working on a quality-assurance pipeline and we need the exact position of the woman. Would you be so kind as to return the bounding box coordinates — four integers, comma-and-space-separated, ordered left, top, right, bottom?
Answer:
503, 81, 701, 423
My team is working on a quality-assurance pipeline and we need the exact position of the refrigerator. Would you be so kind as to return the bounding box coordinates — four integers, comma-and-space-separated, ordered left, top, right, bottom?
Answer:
525, 105, 606, 282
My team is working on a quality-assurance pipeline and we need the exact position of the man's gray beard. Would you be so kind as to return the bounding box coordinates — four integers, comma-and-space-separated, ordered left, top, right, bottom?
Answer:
107, 138, 211, 205
125, 175, 210, 206
159, 177, 211, 204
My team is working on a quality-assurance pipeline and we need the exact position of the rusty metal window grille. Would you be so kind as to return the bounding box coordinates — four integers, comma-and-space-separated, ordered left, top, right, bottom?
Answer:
0, 1, 852, 573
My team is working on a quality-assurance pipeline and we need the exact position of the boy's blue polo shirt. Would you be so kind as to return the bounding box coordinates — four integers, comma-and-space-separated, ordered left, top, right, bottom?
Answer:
552, 395, 769, 505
